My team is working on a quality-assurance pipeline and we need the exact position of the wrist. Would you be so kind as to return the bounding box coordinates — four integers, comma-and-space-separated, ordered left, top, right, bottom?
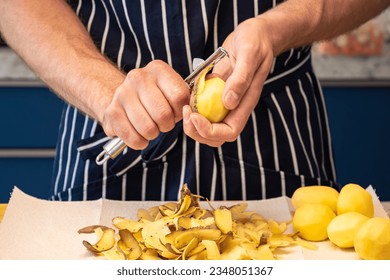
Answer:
57, 54, 126, 124
84, 62, 126, 124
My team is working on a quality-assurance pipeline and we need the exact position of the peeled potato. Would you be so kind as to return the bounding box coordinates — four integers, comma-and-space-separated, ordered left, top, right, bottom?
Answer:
292, 203, 336, 241
354, 217, 390, 260
327, 211, 369, 248
291, 186, 339, 213
190, 66, 229, 123
337, 183, 374, 217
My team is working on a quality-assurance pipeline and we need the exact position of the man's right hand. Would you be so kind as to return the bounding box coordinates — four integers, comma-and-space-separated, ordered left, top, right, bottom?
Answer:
102, 60, 190, 150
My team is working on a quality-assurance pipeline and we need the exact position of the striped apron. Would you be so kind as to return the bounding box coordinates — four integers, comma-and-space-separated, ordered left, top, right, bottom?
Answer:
51, 0, 338, 201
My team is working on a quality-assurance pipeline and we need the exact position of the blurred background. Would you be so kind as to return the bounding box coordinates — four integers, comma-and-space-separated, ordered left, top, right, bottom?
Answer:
1, 10, 389, 203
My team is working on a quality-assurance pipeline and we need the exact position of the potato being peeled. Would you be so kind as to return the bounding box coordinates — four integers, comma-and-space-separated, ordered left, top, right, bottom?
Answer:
190, 65, 229, 123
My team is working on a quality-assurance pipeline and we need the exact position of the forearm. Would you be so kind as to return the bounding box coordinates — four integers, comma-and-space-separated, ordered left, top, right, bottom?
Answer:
260, 0, 390, 55
0, 0, 125, 123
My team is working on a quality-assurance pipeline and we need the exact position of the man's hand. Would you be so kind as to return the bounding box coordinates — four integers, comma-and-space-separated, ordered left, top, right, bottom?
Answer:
102, 60, 190, 150
183, 18, 274, 147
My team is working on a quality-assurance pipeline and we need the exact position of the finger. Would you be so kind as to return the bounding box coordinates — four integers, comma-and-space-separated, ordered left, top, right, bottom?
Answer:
103, 104, 149, 150
222, 50, 260, 110
137, 83, 176, 133
211, 56, 233, 81
189, 112, 237, 142
188, 60, 270, 142
116, 84, 160, 141
182, 105, 225, 147
151, 61, 190, 122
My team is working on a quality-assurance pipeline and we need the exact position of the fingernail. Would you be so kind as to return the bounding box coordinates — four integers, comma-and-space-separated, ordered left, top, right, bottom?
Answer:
183, 106, 190, 122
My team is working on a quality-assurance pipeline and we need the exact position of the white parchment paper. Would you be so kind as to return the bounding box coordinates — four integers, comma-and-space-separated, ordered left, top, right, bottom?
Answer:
0, 186, 386, 260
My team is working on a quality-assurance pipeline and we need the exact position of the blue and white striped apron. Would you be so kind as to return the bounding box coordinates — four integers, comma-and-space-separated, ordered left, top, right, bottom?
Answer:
51, 0, 338, 201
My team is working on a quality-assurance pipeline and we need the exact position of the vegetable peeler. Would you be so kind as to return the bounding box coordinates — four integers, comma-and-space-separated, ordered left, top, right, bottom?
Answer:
95, 47, 228, 165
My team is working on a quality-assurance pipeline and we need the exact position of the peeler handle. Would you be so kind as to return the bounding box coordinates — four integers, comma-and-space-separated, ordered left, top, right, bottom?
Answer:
96, 137, 126, 165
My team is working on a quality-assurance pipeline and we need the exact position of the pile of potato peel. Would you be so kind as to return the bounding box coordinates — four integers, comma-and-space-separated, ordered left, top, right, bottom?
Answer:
78, 184, 316, 260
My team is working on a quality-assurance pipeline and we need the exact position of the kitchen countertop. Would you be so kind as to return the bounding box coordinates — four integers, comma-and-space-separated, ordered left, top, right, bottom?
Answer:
311, 43, 390, 85
1, 45, 390, 87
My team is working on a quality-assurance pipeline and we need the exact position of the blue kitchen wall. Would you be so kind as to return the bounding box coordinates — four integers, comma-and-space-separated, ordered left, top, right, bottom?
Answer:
0, 85, 389, 203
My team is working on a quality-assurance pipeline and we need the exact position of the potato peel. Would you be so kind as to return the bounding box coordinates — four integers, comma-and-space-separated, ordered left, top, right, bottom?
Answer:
81, 227, 116, 254
79, 183, 316, 260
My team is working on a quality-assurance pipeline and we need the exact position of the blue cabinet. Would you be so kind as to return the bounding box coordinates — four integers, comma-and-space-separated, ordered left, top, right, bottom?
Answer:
0, 87, 63, 147
0, 86, 64, 202
324, 86, 390, 201
0, 84, 389, 203
0, 158, 57, 202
